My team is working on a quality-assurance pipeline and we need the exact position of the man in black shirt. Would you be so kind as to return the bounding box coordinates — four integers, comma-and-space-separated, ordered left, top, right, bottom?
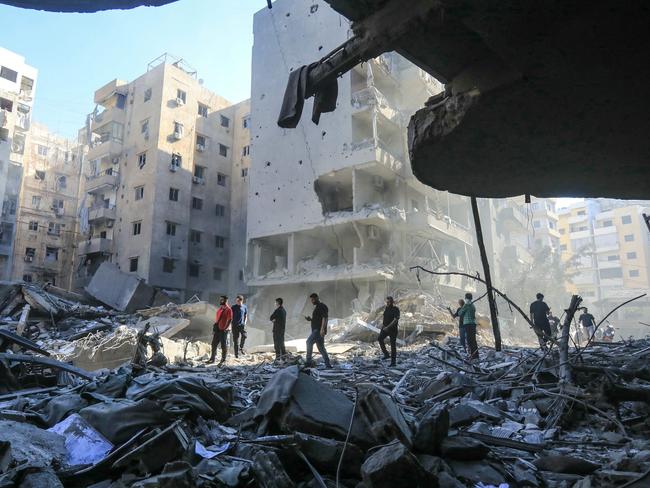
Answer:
270, 297, 287, 360
529, 293, 552, 346
378, 296, 400, 366
304, 293, 332, 368
579, 308, 596, 344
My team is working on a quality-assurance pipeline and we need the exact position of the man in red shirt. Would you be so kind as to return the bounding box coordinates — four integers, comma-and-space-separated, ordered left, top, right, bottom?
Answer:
208, 295, 232, 366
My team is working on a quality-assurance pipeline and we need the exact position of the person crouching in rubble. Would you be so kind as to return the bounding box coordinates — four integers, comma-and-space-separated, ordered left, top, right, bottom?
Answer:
459, 292, 479, 360
529, 293, 553, 348
208, 295, 232, 366
447, 299, 466, 352
270, 297, 287, 360
304, 293, 332, 369
378, 296, 400, 367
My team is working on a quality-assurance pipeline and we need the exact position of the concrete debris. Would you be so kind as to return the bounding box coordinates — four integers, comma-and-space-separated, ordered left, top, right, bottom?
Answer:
1, 280, 650, 487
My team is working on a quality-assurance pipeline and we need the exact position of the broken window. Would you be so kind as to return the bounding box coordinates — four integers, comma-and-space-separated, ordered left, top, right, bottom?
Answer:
134, 186, 144, 200
22, 274, 32, 283
141, 119, 149, 136
45, 246, 59, 261
132, 221, 142, 236
56, 175, 67, 190
0, 66, 18, 83
169, 187, 179, 202
37, 145, 48, 156
190, 229, 202, 243
188, 263, 200, 277
215, 204, 225, 217
219, 144, 228, 157
162, 257, 175, 273
242, 145, 250, 157
170, 153, 182, 170
28, 221, 38, 231
220, 115, 230, 128
35, 170, 45, 180
215, 235, 225, 248
173, 121, 184, 138
213, 267, 223, 281
192, 197, 203, 210
138, 152, 146, 169
242, 115, 250, 128
176, 89, 187, 104
25, 247, 35, 258
0, 97, 12, 112
314, 171, 353, 214
47, 222, 61, 236
622, 215, 632, 224
193, 165, 205, 179
166, 221, 177, 236
196, 134, 206, 150
52, 199, 64, 214
144, 88, 152, 102
129, 257, 139, 272
32, 196, 41, 209
198, 103, 208, 118
217, 173, 227, 186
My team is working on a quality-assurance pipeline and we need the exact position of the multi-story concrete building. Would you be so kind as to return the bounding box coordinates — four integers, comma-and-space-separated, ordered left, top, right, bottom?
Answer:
247, 0, 474, 327
75, 54, 250, 302
558, 199, 650, 323
10, 123, 85, 288
0, 47, 37, 280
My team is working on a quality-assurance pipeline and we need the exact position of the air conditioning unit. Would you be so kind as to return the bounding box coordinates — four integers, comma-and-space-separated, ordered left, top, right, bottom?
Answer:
169, 164, 178, 172
367, 225, 380, 240
196, 144, 205, 152
24, 255, 33, 262
173, 131, 182, 140
371, 175, 384, 190
175, 98, 185, 106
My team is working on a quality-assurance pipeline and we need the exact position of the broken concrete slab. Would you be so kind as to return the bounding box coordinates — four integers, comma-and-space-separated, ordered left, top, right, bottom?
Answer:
133, 316, 190, 338
0, 419, 67, 467
413, 404, 448, 454
440, 436, 489, 461
86, 262, 155, 313
361, 441, 433, 488
357, 384, 413, 447
294, 432, 364, 477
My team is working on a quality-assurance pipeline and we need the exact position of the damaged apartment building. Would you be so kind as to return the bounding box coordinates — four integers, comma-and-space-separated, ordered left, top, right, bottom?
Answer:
10, 123, 86, 288
0, 47, 37, 281
75, 54, 251, 302
246, 0, 475, 325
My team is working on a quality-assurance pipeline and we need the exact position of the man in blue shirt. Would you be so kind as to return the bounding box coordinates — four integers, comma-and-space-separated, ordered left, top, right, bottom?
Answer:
231, 295, 248, 358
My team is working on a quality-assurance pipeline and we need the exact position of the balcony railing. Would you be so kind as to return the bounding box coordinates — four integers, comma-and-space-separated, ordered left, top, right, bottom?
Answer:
351, 86, 402, 124
88, 204, 117, 222
86, 170, 119, 193
77, 237, 112, 255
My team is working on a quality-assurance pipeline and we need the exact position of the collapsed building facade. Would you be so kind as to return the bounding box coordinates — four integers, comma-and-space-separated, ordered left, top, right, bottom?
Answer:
76, 55, 251, 302
247, 0, 476, 328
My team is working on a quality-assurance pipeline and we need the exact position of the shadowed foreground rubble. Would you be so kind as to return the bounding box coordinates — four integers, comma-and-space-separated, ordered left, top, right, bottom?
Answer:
1, 282, 650, 487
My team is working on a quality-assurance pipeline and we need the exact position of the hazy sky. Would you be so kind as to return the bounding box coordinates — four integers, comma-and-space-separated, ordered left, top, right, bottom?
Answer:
0, 1, 262, 139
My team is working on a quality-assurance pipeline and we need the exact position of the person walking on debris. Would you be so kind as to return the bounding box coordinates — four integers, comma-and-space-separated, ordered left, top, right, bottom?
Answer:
208, 295, 232, 366
529, 293, 552, 347
270, 297, 287, 360
304, 293, 332, 368
447, 299, 466, 352
378, 296, 400, 366
459, 292, 479, 360
231, 295, 248, 358
548, 310, 561, 337
579, 307, 597, 344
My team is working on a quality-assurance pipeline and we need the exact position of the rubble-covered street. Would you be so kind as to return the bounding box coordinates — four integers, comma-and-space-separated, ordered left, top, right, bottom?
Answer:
1, 281, 649, 487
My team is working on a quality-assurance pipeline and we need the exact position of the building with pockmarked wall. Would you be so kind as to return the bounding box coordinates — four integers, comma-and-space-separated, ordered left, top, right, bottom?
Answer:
75, 54, 250, 302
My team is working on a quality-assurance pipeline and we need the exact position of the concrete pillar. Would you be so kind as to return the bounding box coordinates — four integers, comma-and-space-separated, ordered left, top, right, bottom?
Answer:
287, 233, 295, 275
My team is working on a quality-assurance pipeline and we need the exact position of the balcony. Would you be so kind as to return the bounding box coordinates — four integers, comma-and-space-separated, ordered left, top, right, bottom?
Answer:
94, 79, 128, 105
86, 171, 119, 194
87, 138, 122, 162
497, 206, 527, 232
350, 138, 404, 173
351, 87, 402, 125
88, 205, 116, 223
594, 225, 617, 236
91, 107, 125, 132
568, 214, 589, 225
77, 237, 112, 256
408, 210, 473, 244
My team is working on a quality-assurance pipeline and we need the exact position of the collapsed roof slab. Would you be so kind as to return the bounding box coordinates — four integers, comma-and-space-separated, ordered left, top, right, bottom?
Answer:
0, 0, 176, 12
323, 0, 650, 199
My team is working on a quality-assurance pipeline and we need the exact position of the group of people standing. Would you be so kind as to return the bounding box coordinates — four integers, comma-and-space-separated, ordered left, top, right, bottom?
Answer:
447, 293, 480, 359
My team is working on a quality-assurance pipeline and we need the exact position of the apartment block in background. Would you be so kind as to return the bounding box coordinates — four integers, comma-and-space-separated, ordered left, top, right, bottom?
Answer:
10, 123, 85, 288
247, 0, 474, 327
0, 47, 37, 280
558, 199, 650, 325
75, 54, 250, 302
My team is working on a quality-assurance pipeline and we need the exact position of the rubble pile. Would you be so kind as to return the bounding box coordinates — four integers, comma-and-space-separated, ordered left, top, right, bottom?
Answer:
2, 283, 650, 488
